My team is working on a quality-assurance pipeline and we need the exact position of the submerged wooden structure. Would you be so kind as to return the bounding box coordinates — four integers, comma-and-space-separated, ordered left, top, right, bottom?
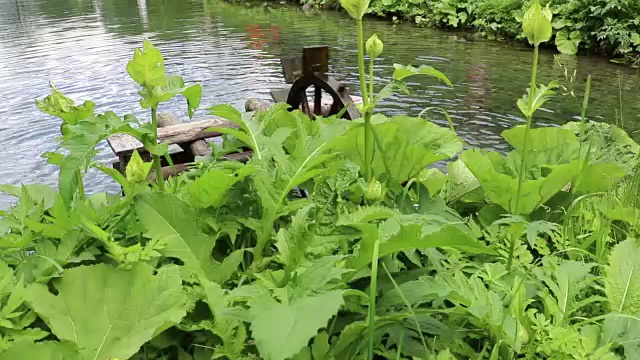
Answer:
107, 46, 361, 176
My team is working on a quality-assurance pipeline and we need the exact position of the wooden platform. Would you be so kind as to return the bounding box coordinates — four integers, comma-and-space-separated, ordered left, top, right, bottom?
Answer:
107, 118, 235, 157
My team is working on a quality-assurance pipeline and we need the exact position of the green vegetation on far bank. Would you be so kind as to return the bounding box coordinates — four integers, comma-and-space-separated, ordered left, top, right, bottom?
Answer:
298, 0, 640, 64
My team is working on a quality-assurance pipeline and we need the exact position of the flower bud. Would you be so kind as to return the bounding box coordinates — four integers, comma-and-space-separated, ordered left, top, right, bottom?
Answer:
340, 0, 370, 20
365, 178, 383, 202
126, 150, 152, 183
366, 34, 384, 60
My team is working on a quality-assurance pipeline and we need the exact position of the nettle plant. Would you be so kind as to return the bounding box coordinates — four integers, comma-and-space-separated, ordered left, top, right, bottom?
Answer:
0, 0, 639, 359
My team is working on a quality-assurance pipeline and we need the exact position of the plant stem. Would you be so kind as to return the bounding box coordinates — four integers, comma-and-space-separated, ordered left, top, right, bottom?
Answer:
368, 58, 374, 105
367, 239, 380, 360
76, 172, 85, 200
618, 74, 624, 130
357, 19, 369, 107
356, 18, 374, 181
509, 45, 539, 270
578, 75, 592, 157
151, 107, 165, 191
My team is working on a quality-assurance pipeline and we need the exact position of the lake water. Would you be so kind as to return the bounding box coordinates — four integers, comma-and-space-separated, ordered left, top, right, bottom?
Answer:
0, 0, 639, 207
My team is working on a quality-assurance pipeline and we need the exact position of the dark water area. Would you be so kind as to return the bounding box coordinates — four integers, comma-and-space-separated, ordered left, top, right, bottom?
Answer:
0, 0, 639, 208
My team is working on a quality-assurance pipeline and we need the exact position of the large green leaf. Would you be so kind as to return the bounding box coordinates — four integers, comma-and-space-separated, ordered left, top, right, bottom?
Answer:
138, 75, 202, 117
25, 263, 187, 360
127, 39, 166, 88
54, 111, 143, 206
605, 239, 640, 314
334, 116, 463, 184
522, 0, 552, 46
502, 126, 579, 166
392, 64, 452, 87
461, 148, 578, 215
563, 121, 639, 171
249, 291, 344, 360
312, 161, 359, 235
0, 341, 80, 360
136, 192, 222, 281
350, 213, 492, 270
183, 166, 254, 209
555, 30, 581, 55
340, 0, 370, 19
539, 260, 596, 325
35, 83, 94, 125
516, 81, 558, 119
0, 184, 57, 209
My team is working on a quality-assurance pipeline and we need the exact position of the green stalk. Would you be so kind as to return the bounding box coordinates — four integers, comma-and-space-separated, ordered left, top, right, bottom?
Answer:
578, 75, 592, 157
618, 74, 624, 129
368, 58, 374, 104
357, 18, 374, 181
509, 45, 539, 270
76, 172, 85, 200
367, 239, 380, 360
356, 19, 369, 106
151, 107, 165, 191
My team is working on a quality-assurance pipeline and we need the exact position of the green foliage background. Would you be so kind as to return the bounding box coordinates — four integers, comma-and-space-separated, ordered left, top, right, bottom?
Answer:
297, 0, 640, 61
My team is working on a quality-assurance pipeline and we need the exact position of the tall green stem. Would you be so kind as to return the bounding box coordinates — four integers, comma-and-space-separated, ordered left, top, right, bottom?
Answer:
368, 58, 374, 104
367, 239, 380, 360
578, 75, 592, 156
357, 19, 369, 107
357, 19, 374, 181
508, 45, 539, 270
151, 107, 165, 191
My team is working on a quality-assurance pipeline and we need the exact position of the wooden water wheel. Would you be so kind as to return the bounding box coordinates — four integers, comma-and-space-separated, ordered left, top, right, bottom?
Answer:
271, 46, 361, 120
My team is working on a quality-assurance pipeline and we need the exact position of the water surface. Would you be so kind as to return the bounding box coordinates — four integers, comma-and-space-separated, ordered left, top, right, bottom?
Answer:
0, 0, 639, 207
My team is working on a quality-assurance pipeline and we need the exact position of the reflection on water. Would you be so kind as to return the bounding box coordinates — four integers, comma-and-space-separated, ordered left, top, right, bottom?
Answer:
0, 0, 638, 207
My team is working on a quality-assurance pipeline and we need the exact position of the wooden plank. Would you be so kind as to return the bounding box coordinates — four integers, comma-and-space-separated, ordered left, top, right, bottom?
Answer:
107, 118, 235, 156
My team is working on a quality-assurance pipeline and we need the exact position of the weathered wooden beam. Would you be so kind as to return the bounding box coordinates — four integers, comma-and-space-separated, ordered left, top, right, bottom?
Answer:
157, 113, 211, 158
107, 117, 235, 157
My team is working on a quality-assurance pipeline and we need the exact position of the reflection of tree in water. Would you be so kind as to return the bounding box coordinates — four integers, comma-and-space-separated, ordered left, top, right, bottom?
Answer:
464, 63, 489, 111
244, 24, 281, 54
35, 0, 95, 18
99, 0, 203, 39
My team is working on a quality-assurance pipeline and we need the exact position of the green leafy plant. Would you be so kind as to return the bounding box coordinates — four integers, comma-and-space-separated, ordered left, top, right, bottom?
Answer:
0, 4, 638, 358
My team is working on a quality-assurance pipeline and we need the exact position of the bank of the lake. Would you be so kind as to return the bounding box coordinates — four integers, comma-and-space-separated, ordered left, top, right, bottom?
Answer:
283, 0, 640, 63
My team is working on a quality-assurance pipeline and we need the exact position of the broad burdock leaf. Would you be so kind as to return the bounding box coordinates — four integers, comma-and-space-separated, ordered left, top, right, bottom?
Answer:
333, 115, 462, 184
25, 264, 187, 360
249, 291, 344, 360
350, 213, 492, 270
606, 238, 640, 314
461, 148, 578, 215
522, 0, 553, 46
0, 341, 80, 360
555, 30, 582, 55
